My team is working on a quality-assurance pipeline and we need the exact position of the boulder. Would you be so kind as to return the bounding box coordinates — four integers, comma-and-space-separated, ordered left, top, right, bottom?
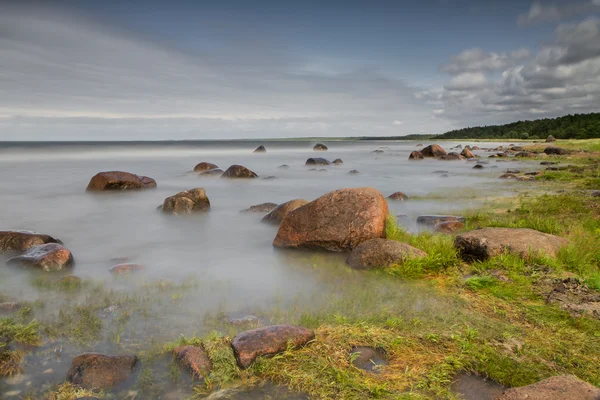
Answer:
455, 227, 568, 262
434, 221, 464, 233
86, 171, 156, 191
193, 162, 219, 173
495, 375, 600, 400
442, 152, 465, 160
461, 148, 476, 158
160, 188, 210, 214
421, 144, 447, 158
546, 135, 557, 142
273, 187, 388, 252
408, 151, 424, 160
313, 143, 328, 151
348, 170, 360, 175
0, 231, 62, 253
544, 146, 569, 155
199, 168, 224, 177
221, 165, 258, 179
332, 159, 344, 165
417, 215, 465, 226
388, 192, 408, 201
253, 145, 266, 153
173, 345, 211, 379
305, 158, 330, 166
110, 263, 144, 274
261, 199, 309, 225
7, 243, 74, 271
231, 325, 314, 369
66, 353, 137, 389
347, 239, 427, 269
241, 203, 278, 213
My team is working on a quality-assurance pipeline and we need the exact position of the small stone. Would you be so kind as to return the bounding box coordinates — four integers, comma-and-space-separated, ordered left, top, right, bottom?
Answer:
110, 263, 144, 274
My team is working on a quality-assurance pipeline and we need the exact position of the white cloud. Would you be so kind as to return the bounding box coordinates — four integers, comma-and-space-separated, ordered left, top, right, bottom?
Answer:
518, 1, 600, 25
441, 48, 530, 75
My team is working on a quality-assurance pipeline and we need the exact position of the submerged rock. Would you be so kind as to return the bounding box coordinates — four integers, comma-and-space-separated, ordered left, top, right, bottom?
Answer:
0, 231, 62, 253
199, 168, 224, 177
193, 162, 219, 173
305, 157, 330, 166
231, 325, 314, 369
350, 347, 387, 373
160, 188, 210, 214
221, 165, 258, 179
347, 239, 427, 269
408, 150, 424, 160
348, 170, 360, 175
253, 145, 266, 153
241, 203, 278, 213
110, 263, 144, 274
313, 143, 328, 151
278, 164, 290, 169
261, 199, 309, 225
273, 187, 388, 252
173, 345, 211, 379
7, 243, 74, 271
496, 375, 600, 400
442, 152, 465, 161
86, 171, 156, 191
421, 144, 447, 158
455, 227, 568, 262
544, 146, 569, 155
66, 353, 138, 389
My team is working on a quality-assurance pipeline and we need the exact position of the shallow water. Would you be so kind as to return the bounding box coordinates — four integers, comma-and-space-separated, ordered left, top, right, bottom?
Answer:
0, 140, 537, 398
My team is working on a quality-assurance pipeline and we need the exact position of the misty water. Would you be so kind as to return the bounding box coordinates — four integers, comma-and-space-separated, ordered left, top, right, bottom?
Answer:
0, 140, 536, 398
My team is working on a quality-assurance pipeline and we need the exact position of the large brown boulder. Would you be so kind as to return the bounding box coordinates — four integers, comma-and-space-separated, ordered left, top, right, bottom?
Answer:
455, 228, 568, 262
7, 243, 74, 271
0, 231, 62, 253
421, 144, 447, 158
347, 239, 427, 269
66, 353, 138, 389
544, 146, 569, 155
408, 151, 424, 160
495, 375, 600, 400
461, 148, 476, 158
193, 162, 219, 173
161, 188, 210, 214
305, 158, 330, 166
261, 199, 308, 225
221, 165, 258, 179
231, 325, 314, 369
86, 171, 156, 191
273, 187, 388, 252
313, 143, 328, 151
173, 345, 211, 379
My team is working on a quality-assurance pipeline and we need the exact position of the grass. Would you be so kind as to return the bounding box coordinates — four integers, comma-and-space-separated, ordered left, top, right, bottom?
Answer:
0, 318, 41, 376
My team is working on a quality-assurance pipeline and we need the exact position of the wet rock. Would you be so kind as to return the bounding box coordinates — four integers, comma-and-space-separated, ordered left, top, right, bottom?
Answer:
110, 263, 144, 274
388, 192, 408, 201
253, 145, 266, 153
229, 315, 261, 326
199, 168, 224, 176
347, 239, 427, 269
350, 347, 387, 372
473, 164, 484, 169
515, 151, 535, 157
496, 375, 600, 400
408, 150, 424, 160
305, 157, 330, 166
332, 158, 344, 165
160, 188, 210, 214
261, 199, 309, 225
313, 143, 328, 151
499, 173, 518, 179
273, 187, 388, 252
173, 345, 211, 379
455, 227, 568, 262
193, 162, 219, 173
86, 171, 156, 191
231, 325, 314, 369
417, 215, 465, 226
544, 146, 569, 155
461, 148, 476, 158
421, 144, 447, 158
241, 203, 278, 213
66, 353, 138, 389
0, 231, 63, 253
221, 165, 258, 179
0, 302, 21, 314
435, 220, 464, 233
7, 243, 74, 271
546, 135, 557, 142
348, 170, 360, 175
278, 164, 290, 169
442, 152, 465, 161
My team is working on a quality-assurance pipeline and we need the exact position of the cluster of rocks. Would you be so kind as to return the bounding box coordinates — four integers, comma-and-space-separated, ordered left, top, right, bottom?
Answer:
409, 144, 479, 161
1, 231, 74, 271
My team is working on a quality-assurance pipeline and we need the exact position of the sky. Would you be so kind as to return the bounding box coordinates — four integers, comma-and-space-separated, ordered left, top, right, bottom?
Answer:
1, 0, 599, 140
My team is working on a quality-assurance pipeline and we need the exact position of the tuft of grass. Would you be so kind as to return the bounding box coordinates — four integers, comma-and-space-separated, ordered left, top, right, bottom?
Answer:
44, 382, 104, 400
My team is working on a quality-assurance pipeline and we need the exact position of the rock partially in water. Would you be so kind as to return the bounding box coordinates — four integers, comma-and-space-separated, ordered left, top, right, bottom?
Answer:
0, 231, 63, 253
305, 157, 330, 166
421, 144, 447, 158
372, 149, 384, 154
313, 143, 328, 151
261, 199, 309, 225
473, 164, 484, 169
435, 220, 464, 233
408, 150, 424, 160
332, 159, 344, 165
66, 353, 138, 389
241, 203, 278, 213
350, 347, 387, 372
273, 187, 388, 252
231, 325, 314, 369
160, 188, 210, 214
347, 239, 427, 269
499, 173, 518, 179
253, 145, 266, 153
455, 227, 568, 262
496, 375, 600, 400
387, 192, 408, 201
7, 243, 74, 271
544, 146, 569, 155
110, 263, 144, 274
417, 215, 465, 226
199, 168, 224, 177
461, 148, 476, 158
221, 165, 258, 179
451, 373, 506, 400
86, 171, 156, 191
442, 152, 465, 161
193, 162, 219, 173
348, 170, 360, 175
173, 345, 211, 379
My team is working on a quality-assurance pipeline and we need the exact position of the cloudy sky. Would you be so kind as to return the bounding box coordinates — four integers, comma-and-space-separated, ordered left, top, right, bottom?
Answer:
1, 0, 599, 140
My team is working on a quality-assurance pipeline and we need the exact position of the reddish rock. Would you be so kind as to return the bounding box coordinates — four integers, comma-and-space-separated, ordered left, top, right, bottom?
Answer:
495, 375, 600, 400
273, 187, 389, 252
455, 227, 568, 262
231, 325, 314, 369
7, 243, 74, 271
313, 143, 328, 151
173, 345, 211, 379
434, 220, 464, 233
193, 162, 219, 173
86, 171, 156, 191
161, 188, 210, 214
421, 144, 447, 158
409, 151, 424, 160
461, 148, 476, 158
347, 239, 427, 269
388, 192, 408, 201
221, 165, 258, 179
241, 203, 278, 213
0, 231, 62, 253
261, 199, 309, 225
66, 353, 137, 389
110, 263, 144, 274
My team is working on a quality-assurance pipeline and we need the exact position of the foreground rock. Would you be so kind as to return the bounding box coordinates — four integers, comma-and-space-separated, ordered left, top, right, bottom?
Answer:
160, 188, 210, 214
66, 353, 138, 389
110, 263, 144, 274
455, 228, 568, 262
0, 231, 62, 253
86, 171, 156, 191
495, 375, 600, 400
313, 143, 328, 151
261, 199, 308, 225
421, 144, 447, 158
273, 188, 388, 252
241, 203, 278, 213
347, 239, 427, 269
388, 192, 408, 201
409, 151, 424, 160
544, 146, 569, 155
305, 157, 330, 166
7, 243, 74, 271
253, 145, 266, 153
231, 325, 314, 369
173, 345, 211, 379
193, 162, 219, 173
221, 165, 258, 179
